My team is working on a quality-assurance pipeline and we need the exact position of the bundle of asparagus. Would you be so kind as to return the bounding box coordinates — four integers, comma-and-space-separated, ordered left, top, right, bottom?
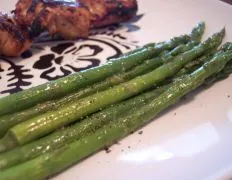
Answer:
0, 22, 232, 180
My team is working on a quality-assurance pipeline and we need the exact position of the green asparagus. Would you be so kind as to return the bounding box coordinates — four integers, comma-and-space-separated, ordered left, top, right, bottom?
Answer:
0, 41, 199, 138
189, 21, 205, 42
1, 42, 232, 170
128, 21, 205, 56
0, 29, 224, 151
0, 22, 206, 117
0, 35, 191, 116
205, 42, 232, 84
0, 29, 225, 151
1, 50, 231, 180
0, 85, 168, 170
175, 42, 232, 78
0, 42, 202, 168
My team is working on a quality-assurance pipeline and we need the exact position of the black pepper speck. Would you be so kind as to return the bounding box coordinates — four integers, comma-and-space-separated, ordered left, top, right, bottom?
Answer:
104, 147, 111, 154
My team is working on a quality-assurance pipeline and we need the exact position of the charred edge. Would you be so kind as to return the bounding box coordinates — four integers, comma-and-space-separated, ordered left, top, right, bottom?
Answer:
28, 0, 41, 13
29, 10, 47, 39
0, 16, 28, 44
106, 0, 138, 18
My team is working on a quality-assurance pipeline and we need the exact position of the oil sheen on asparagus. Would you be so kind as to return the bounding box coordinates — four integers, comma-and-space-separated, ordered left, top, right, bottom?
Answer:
0, 28, 223, 151
0, 41, 198, 138
1, 42, 232, 170
1, 48, 231, 180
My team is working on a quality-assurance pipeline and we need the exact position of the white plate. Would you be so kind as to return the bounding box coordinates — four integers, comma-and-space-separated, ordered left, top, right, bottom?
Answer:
1, 0, 232, 180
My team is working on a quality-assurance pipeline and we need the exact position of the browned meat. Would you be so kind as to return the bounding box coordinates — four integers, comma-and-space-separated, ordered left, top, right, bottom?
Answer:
0, 13, 31, 57
80, 0, 107, 21
78, 0, 138, 28
14, 0, 40, 26
15, 0, 137, 39
90, 0, 138, 28
15, 0, 91, 39
0, 0, 137, 57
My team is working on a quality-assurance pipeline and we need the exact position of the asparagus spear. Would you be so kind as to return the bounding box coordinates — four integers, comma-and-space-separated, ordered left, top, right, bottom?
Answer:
0, 35, 191, 116
127, 21, 205, 56
0, 44, 189, 165
0, 42, 198, 138
189, 21, 205, 42
0, 86, 168, 170
175, 42, 232, 78
0, 22, 206, 117
1, 50, 231, 180
1, 42, 232, 170
0, 29, 224, 151
205, 42, 232, 84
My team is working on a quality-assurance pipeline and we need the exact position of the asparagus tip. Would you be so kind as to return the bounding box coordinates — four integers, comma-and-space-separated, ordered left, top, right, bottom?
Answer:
190, 21, 206, 42
221, 42, 232, 52
213, 27, 226, 38
220, 27, 226, 36
198, 21, 206, 28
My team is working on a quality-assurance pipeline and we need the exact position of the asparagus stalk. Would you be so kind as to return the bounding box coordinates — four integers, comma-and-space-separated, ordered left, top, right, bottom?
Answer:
1, 50, 231, 180
0, 22, 205, 117
0, 42, 198, 138
205, 42, 232, 84
0, 86, 168, 170
0, 29, 224, 151
175, 42, 232, 78
0, 44, 190, 166
127, 21, 205, 56
0, 35, 191, 116
1, 43, 232, 170
0, 101, 56, 138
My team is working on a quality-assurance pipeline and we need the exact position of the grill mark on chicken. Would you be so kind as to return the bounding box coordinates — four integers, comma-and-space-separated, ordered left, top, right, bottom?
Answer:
0, 17, 24, 43
28, 0, 39, 13
38, 5, 90, 39
15, 0, 91, 39
0, 14, 32, 57
15, 0, 137, 38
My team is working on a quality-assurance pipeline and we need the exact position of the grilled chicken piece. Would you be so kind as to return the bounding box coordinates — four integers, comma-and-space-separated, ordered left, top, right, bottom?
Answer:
0, 0, 137, 57
15, 0, 91, 39
14, 0, 137, 39
0, 13, 31, 57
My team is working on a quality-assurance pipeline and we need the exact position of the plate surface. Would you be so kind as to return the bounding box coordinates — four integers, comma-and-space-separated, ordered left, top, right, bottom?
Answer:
1, 0, 232, 180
